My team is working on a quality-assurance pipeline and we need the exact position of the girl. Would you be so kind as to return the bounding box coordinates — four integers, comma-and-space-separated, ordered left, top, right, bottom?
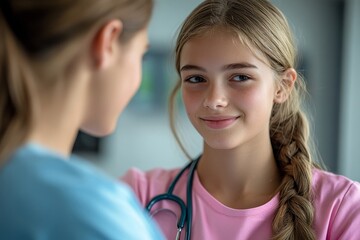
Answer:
0, 0, 164, 239
123, 0, 360, 239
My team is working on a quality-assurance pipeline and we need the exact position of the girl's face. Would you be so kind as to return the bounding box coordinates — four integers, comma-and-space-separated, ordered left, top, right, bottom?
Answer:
180, 30, 280, 151
83, 28, 149, 136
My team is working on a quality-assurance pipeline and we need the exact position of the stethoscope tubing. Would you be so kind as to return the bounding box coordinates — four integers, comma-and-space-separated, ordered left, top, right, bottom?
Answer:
146, 193, 187, 230
185, 158, 199, 240
146, 157, 200, 240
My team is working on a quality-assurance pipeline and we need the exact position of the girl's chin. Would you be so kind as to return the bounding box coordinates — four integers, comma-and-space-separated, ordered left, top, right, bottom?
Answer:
204, 138, 239, 150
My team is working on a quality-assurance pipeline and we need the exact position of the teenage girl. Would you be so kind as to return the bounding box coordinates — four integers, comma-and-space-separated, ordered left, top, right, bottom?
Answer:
123, 0, 360, 239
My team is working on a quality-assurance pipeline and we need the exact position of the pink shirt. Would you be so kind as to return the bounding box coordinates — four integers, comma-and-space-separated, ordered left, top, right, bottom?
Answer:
122, 167, 360, 239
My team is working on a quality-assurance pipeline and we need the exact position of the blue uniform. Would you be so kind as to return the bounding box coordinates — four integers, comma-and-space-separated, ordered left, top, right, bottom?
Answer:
0, 143, 164, 240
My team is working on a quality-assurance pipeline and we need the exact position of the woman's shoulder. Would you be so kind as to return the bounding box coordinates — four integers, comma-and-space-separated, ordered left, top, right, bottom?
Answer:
0, 144, 164, 239
1, 143, 133, 207
2, 143, 116, 189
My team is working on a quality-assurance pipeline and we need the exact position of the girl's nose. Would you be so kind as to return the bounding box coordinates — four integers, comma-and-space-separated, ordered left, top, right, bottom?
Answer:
203, 84, 228, 110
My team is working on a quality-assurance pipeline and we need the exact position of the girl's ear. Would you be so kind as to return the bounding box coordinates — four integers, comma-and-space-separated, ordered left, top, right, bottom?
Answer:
274, 68, 297, 103
91, 19, 123, 69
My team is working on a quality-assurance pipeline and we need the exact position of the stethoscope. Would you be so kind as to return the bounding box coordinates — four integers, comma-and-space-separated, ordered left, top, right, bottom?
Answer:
146, 156, 200, 240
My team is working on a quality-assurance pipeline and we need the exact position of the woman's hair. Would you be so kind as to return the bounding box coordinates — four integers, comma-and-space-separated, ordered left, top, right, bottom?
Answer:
0, 0, 153, 162
170, 0, 318, 239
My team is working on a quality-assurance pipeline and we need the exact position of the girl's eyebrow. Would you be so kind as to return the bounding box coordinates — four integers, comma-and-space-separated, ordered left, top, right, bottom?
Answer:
180, 62, 258, 72
180, 64, 206, 72
223, 63, 258, 70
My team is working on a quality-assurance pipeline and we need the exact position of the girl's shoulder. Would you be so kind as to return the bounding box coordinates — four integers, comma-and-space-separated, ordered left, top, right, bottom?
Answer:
312, 168, 360, 239
312, 168, 360, 196
121, 166, 184, 204
123, 167, 181, 183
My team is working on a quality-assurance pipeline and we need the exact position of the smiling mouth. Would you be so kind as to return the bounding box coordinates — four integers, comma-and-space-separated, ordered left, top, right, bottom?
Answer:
200, 116, 240, 129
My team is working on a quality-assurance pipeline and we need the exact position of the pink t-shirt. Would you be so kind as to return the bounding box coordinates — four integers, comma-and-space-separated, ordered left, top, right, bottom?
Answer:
122, 167, 360, 240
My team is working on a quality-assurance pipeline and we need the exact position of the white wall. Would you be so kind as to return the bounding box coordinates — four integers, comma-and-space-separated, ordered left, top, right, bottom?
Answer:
339, 0, 360, 181
148, 0, 203, 49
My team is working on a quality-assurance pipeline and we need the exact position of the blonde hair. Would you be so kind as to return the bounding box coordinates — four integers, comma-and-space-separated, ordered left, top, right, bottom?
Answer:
170, 0, 319, 239
0, 0, 153, 162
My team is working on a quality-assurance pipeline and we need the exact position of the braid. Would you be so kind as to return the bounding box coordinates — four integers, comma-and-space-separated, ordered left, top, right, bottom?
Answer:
271, 109, 316, 240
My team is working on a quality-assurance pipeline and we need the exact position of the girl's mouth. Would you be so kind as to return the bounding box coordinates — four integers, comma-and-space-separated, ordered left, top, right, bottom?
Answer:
200, 116, 240, 129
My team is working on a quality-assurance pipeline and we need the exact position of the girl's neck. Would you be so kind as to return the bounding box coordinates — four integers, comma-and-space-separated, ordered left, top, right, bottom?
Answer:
197, 142, 281, 209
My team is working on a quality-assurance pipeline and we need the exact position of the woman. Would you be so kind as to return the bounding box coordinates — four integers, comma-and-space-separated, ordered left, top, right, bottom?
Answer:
0, 0, 164, 239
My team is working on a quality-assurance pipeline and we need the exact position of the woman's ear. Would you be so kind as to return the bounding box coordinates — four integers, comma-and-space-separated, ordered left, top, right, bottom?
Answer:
91, 19, 123, 69
274, 68, 297, 103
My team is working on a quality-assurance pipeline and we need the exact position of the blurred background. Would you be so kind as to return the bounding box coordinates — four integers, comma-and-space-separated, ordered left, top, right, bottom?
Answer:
74, 0, 360, 181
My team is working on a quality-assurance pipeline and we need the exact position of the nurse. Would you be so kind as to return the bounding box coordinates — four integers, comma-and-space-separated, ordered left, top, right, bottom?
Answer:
0, 0, 164, 239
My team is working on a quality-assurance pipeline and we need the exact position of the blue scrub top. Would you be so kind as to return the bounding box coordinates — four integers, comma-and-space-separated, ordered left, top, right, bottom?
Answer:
0, 143, 164, 240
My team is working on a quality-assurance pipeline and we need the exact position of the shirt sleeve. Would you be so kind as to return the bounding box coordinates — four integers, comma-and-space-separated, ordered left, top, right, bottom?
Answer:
121, 167, 150, 205
0, 146, 165, 240
62, 177, 163, 240
51, 179, 165, 240
329, 181, 360, 239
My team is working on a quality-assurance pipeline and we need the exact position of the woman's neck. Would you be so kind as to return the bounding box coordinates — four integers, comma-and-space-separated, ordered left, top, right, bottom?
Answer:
28, 114, 80, 158
197, 141, 281, 209
27, 70, 89, 157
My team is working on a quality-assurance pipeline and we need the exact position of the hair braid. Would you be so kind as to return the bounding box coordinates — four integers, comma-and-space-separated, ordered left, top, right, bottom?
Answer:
271, 110, 316, 240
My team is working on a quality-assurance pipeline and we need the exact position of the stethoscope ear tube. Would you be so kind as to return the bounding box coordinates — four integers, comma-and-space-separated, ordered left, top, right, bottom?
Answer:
146, 193, 187, 229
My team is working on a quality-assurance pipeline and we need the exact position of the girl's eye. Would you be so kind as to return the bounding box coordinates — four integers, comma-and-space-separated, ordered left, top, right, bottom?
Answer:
184, 76, 205, 83
232, 75, 250, 82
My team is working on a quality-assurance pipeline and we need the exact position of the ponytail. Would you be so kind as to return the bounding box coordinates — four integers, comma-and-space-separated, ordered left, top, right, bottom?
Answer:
0, 0, 154, 163
0, 11, 35, 163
